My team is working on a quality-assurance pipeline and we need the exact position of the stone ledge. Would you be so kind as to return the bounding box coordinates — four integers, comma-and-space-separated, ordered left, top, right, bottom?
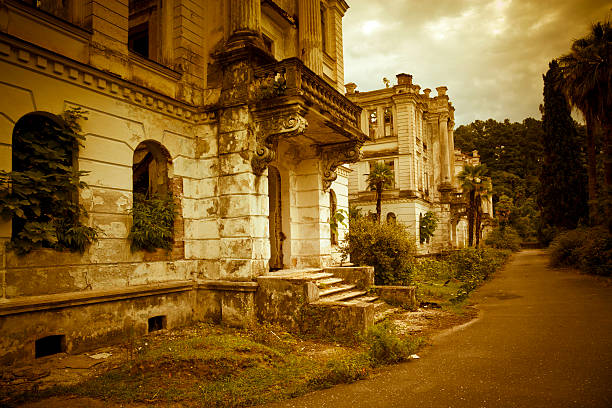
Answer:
0, 281, 194, 316
197, 280, 258, 292
374, 285, 417, 309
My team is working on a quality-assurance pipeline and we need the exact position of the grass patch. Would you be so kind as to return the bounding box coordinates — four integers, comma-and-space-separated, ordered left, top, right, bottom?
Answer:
20, 322, 424, 407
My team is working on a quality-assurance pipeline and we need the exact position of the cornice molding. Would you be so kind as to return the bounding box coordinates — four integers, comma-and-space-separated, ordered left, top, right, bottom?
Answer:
0, 34, 217, 125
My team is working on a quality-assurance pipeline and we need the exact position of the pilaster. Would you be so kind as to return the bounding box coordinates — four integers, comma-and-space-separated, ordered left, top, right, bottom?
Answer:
438, 114, 450, 185
448, 120, 455, 185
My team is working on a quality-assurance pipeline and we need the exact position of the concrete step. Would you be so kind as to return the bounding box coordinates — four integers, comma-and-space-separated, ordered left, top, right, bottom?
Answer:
319, 284, 356, 298
264, 269, 333, 281
316, 277, 344, 287
344, 295, 379, 304
316, 289, 368, 303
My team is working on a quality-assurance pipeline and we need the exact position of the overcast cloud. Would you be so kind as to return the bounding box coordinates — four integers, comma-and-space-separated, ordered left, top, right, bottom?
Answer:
342, 0, 611, 125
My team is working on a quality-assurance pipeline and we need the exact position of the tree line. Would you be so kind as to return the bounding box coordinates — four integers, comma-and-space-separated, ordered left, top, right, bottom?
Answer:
455, 18, 610, 245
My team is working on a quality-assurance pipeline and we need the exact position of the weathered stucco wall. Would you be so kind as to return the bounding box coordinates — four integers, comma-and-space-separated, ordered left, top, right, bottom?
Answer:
0, 0, 363, 366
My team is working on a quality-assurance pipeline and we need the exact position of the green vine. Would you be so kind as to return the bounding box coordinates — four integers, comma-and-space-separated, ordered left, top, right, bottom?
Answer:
419, 211, 438, 244
129, 193, 176, 252
0, 108, 98, 255
330, 208, 348, 239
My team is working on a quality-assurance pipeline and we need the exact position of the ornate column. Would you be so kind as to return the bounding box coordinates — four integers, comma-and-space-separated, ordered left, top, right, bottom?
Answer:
229, 0, 261, 43
298, 0, 323, 75
439, 114, 450, 184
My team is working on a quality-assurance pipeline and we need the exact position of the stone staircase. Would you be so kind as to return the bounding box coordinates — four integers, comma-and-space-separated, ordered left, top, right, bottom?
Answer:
256, 267, 400, 338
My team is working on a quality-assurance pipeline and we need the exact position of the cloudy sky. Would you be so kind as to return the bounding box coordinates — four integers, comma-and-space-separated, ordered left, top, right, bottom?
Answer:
343, 0, 611, 125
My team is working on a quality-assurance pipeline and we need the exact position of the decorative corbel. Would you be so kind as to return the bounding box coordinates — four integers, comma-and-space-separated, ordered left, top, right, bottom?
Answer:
320, 141, 363, 191
252, 114, 308, 175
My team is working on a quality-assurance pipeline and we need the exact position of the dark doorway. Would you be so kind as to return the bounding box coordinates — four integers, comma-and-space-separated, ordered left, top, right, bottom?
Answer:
268, 166, 283, 270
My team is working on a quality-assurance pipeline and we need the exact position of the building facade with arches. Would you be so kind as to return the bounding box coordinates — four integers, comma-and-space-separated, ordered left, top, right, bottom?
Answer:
0, 0, 362, 364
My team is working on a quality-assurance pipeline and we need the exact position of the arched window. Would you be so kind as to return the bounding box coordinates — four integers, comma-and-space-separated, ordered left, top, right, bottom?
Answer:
11, 112, 74, 241
386, 212, 396, 224
130, 140, 176, 252
133, 140, 172, 198
329, 189, 338, 245
5, 110, 96, 253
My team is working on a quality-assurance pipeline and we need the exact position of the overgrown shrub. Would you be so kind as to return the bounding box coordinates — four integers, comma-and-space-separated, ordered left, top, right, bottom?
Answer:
363, 321, 423, 366
129, 193, 176, 252
549, 228, 585, 268
344, 216, 416, 285
485, 226, 522, 251
549, 227, 612, 276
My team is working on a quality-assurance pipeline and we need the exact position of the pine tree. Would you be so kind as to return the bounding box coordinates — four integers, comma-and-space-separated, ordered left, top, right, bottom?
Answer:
539, 60, 588, 230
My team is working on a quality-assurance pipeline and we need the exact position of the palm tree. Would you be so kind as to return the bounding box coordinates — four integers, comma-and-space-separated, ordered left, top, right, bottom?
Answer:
458, 164, 491, 247
557, 20, 611, 224
367, 162, 394, 223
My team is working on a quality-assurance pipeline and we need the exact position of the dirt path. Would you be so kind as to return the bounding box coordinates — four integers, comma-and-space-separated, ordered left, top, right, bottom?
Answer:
262, 250, 612, 408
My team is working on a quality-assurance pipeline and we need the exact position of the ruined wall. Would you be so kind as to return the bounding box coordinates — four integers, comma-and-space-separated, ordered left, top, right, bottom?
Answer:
0, 34, 219, 364
0, 0, 364, 365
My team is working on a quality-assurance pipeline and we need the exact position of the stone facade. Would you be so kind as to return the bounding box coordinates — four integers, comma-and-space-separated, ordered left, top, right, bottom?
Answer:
346, 74, 492, 253
0, 0, 364, 365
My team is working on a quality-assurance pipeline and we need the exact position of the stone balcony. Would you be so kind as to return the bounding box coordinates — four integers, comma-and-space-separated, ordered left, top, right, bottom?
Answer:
250, 57, 368, 189
252, 57, 364, 139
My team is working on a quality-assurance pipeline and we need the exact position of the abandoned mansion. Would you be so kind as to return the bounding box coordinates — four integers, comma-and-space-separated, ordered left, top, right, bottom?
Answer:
0, 0, 487, 364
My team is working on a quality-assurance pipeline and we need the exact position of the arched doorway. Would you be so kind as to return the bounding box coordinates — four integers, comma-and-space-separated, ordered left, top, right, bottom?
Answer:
329, 189, 338, 245
268, 166, 283, 270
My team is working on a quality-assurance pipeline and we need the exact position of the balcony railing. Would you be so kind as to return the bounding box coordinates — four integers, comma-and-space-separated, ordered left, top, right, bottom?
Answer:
253, 58, 362, 130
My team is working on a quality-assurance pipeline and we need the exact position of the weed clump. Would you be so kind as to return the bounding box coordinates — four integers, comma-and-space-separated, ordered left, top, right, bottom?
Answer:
129, 193, 176, 252
363, 321, 424, 366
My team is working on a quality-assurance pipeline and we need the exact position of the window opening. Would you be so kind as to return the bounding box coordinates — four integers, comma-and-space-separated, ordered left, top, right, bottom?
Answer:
368, 110, 377, 139
384, 107, 393, 136
129, 0, 159, 61
129, 23, 150, 58
19, 0, 73, 22
35, 335, 66, 358
148, 315, 166, 332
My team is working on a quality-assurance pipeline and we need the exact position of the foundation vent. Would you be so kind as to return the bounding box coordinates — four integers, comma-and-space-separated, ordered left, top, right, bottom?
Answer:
148, 315, 167, 332
35, 335, 66, 358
